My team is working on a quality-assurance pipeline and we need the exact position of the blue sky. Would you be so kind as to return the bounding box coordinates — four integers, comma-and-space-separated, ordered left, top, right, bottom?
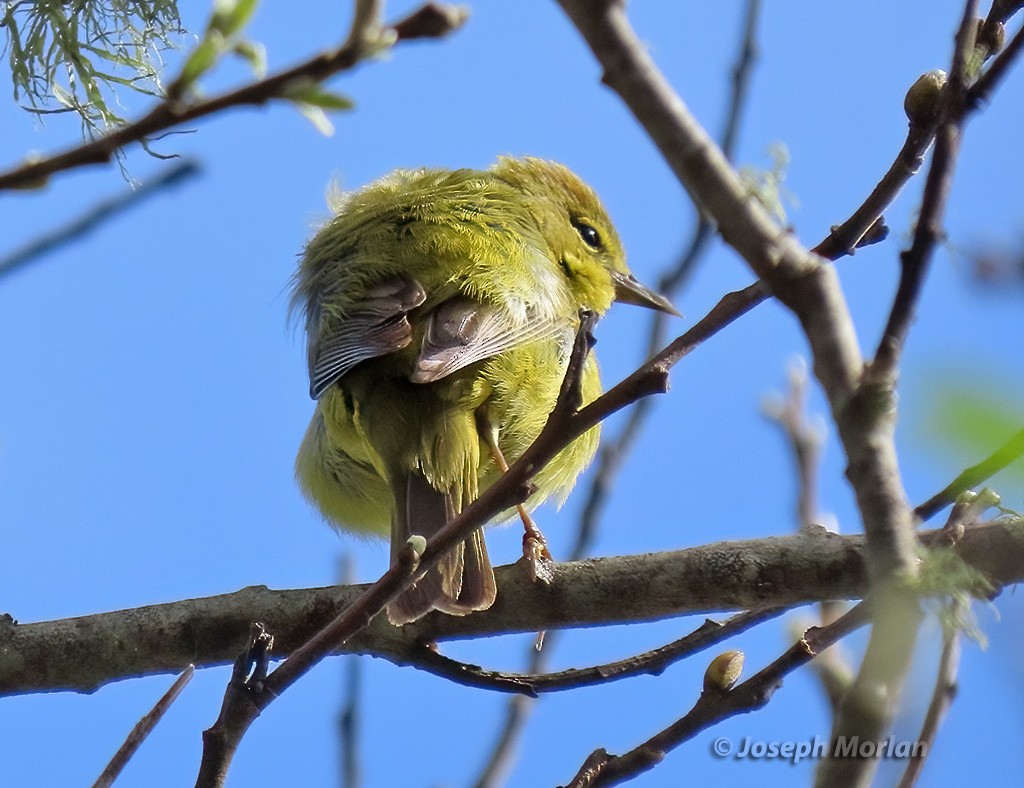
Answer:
2, 2, 1024, 786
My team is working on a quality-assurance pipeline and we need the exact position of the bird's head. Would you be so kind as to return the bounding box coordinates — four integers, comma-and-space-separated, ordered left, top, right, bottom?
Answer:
493, 156, 679, 317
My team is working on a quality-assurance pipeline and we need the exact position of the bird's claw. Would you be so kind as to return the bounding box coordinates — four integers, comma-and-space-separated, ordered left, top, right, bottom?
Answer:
523, 529, 556, 585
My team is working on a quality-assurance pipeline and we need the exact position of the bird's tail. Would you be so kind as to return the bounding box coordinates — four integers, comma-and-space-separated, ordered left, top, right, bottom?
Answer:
387, 471, 496, 625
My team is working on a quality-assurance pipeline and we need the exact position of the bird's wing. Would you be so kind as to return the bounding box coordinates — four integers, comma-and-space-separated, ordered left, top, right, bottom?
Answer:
410, 296, 563, 384
308, 278, 426, 399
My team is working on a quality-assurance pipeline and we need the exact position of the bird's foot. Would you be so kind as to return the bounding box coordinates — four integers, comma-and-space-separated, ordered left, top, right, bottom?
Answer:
522, 517, 556, 585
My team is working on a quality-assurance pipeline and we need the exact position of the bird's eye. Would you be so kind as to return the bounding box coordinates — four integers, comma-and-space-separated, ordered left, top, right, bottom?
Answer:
572, 220, 602, 250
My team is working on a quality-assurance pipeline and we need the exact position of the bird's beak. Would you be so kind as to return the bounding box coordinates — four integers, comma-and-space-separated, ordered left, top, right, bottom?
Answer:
611, 271, 681, 317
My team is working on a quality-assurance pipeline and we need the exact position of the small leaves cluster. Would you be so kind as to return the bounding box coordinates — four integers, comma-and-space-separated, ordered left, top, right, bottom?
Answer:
738, 142, 794, 224
165, 0, 263, 101
166, 0, 354, 136
3, 0, 184, 135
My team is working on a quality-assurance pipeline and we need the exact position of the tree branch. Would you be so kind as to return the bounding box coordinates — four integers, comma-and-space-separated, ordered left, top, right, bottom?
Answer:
192, 313, 600, 784
563, 602, 872, 787
764, 360, 825, 530
871, 3, 976, 381
914, 427, 1024, 521
409, 605, 786, 696
0, 159, 201, 280
92, 665, 195, 788
0, 2, 468, 191
555, 0, 920, 592
548, 2, 1024, 784
816, 6, 981, 784
2, 518, 1019, 698
336, 556, 363, 788
472, 5, 765, 781
896, 599, 963, 788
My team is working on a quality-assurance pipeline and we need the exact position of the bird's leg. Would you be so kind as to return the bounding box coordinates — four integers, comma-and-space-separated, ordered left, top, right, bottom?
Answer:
481, 420, 556, 585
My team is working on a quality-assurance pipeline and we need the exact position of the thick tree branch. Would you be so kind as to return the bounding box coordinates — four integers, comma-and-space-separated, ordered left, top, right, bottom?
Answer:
816, 6, 981, 784
550, 2, 1024, 784
551, 15, 918, 784
555, 0, 919, 590
2, 519, 1019, 698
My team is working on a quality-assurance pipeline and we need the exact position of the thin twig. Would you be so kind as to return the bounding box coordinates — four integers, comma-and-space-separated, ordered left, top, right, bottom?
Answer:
793, 614, 854, 714
812, 126, 932, 262
472, 6, 764, 782
339, 652, 363, 788
763, 360, 824, 530
92, 665, 194, 788
662, 0, 762, 296
765, 364, 860, 716
196, 624, 275, 788
896, 599, 964, 788
472, 679, 537, 787
337, 556, 363, 788
915, 429, 1024, 521
813, 0, 1020, 261
194, 315, 602, 786
414, 606, 787, 696
0, 159, 201, 280
0, 3, 468, 191
195, 540, 424, 786
871, 1, 977, 381
562, 602, 872, 787
765, 362, 855, 714
969, 16, 1024, 106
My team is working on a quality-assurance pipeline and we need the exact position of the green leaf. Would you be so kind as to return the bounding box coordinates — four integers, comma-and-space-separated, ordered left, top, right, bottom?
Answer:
175, 32, 225, 92
233, 40, 267, 79
51, 83, 77, 109
211, 0, 259, 37
930, 386, 1024, 484
5, 0, 183, 143
282, 81, 354, 111
291, 101, 336, 136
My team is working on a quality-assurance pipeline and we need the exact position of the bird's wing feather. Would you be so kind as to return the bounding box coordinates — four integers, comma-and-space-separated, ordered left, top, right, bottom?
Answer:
410, 296, 563, 384
308, 278, 426, 399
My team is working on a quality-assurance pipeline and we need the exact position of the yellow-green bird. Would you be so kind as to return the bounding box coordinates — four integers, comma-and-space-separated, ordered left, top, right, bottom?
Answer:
293, 157, 676, 625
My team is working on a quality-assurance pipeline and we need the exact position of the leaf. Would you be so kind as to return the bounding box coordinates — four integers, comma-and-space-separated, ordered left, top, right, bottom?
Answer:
233, 39, 267, 78
282, 81, 354, 111
174, 32, 225, 92
930, 386, 1024, 484
51, 82, 78, 109
291, 101, 336, 136
211, 0, 259, 37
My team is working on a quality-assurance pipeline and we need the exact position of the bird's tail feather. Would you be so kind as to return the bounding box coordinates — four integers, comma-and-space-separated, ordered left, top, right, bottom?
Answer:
387, 472, 496, 625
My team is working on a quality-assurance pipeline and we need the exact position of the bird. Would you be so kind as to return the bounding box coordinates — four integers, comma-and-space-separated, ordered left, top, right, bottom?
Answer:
292, 156, 677, 625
